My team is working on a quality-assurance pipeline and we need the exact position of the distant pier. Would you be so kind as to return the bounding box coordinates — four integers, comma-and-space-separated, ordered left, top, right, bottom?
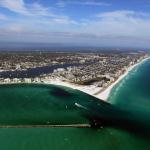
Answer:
0, 124, 91, 128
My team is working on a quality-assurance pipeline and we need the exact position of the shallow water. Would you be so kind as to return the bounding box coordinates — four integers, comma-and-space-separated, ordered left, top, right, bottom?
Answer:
109, 60, 150, 129
0, 84, 117, 126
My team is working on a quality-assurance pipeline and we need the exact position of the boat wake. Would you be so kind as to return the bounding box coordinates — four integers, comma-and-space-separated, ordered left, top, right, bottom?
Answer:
75, 103, 88, 110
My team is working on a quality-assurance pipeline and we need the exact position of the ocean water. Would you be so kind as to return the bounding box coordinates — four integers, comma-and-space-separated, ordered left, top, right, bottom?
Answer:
0, 60, 150, 150
109, 59, 150, 129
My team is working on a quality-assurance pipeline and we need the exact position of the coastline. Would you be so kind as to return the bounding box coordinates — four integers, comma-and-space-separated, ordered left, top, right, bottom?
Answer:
43, 57, 150, 102
96, 57, 150, 101
0, 57, 149, 102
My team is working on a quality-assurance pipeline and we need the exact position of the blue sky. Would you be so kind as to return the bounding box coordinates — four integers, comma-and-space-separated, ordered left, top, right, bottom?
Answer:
0, 0, 150, 48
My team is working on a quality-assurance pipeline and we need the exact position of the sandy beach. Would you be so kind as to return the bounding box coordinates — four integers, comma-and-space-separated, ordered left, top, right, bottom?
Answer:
43, 79, 102, 96
43, 57, 150, 102
0, 57, 149, 102
96, 57, 150, 101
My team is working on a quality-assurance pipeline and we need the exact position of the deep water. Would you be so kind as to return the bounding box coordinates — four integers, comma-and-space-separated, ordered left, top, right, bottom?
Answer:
0, 60, 150, 150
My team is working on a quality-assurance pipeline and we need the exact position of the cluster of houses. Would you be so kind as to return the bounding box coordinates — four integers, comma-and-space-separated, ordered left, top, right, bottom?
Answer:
0, 53, 148, 89
44, 54, 148, 88
0, 77, 41, 84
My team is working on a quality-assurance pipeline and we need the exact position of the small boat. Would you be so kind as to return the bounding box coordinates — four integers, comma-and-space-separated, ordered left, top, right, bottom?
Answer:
75, 103, 87, 110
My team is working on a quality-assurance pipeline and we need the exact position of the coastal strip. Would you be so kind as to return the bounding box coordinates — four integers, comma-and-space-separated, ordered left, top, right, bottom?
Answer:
43, 57, 150, 102
95, 57, 150, 100
0, 56, 149, 102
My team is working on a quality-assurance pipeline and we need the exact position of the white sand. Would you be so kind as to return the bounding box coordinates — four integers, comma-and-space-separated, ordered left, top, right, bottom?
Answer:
97, 57, 150, 101
43, 57, 150, 102
0, 70, 4, 72
0, 57, 149, 102
43, 79, 102, 96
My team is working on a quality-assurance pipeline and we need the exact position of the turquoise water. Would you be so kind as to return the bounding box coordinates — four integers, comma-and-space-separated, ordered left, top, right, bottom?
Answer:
0, 60, 150, 150
0, 84, 121, 126
109, 60, 150, 129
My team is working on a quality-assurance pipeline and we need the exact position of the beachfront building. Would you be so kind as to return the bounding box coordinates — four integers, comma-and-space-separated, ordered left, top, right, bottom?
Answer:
4, 78, 11, 83
13, 78, 21, 83
33, 77, 41, 83
24, 78, 32, 83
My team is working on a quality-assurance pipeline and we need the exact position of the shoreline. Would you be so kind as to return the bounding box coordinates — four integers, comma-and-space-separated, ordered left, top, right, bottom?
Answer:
95, 57, 150, 101
42, 57, 150, 102
0, 57, 149, 102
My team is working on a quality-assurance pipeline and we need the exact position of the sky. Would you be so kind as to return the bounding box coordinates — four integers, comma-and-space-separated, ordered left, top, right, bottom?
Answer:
0, 0, 150, 48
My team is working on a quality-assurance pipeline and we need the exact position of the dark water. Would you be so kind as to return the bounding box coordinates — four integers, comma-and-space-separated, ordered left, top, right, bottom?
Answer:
0, 60, 150, 150
0, 63, 82, 78
0, 84, 124, 126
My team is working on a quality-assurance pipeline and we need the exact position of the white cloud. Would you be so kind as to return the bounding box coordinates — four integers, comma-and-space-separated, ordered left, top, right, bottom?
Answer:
0, 0, 55, 17
27, 2, 55, 17
96, 10, 135, 19
56, 0, 110, 7
1, 7, 150, 47
0, 0, 29, 15
95, 10, 149, 22
51, 16, 78, 25
78, 10, 150, 37
0, 13, 7, 20
0, 0, 77, 25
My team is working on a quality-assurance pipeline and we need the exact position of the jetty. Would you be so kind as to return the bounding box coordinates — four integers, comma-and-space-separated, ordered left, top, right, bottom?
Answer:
0, 124, 91, 128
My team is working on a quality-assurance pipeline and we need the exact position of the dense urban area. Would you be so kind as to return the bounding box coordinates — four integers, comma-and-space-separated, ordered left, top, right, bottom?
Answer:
0, 51, 149, 89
